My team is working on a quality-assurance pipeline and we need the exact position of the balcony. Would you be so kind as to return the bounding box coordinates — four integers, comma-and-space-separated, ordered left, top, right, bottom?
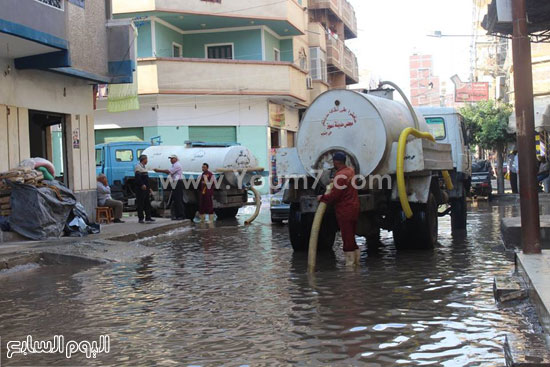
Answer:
137, 57, 308, 103
326, 36, 344, 71
308, 22, 327, 50
326, 36, 358, 84
343, 45, 359, 84
0, 0, 68, 61
309, 80, 329, 105
308, 0, 358, 39
112, 0, 306, 36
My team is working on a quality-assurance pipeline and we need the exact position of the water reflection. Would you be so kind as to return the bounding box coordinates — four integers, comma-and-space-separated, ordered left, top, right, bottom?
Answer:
0, 203, 541, 366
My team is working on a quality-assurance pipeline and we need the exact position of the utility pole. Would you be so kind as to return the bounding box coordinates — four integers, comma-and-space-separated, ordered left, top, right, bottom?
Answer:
511, 0, 541, 254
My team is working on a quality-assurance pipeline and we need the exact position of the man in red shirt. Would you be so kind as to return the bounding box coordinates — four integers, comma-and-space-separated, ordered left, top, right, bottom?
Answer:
318, 152, 361, 266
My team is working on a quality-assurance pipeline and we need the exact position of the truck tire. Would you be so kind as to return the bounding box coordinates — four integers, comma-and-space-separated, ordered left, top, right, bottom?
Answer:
215, 207, 239, 219
289, 203, 337, 252
393, 192, 438, 250
450, 188, 467, 231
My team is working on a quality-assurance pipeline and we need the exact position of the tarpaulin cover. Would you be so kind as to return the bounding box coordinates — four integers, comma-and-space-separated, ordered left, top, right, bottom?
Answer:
8, 180, 76, 240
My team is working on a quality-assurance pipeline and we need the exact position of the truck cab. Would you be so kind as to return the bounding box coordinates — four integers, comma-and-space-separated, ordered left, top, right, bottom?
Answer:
95, 141, 151, 200
417, 107, 471, 180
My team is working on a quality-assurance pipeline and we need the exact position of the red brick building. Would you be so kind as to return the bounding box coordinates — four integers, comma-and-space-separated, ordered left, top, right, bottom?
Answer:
409, 54, 442, 107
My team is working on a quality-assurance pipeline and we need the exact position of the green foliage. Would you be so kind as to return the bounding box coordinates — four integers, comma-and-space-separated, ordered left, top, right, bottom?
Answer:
460, 100, 514, 150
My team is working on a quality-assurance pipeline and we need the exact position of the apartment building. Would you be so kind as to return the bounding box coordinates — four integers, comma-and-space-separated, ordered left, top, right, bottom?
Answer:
0, 0, 135, 214
409, 54, 442, 107
94, 0, 359, 190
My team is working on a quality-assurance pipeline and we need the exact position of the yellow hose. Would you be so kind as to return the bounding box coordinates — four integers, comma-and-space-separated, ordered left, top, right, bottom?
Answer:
244, 187, 261, 225
397, 127, 454, 219
308, 183, 333, 273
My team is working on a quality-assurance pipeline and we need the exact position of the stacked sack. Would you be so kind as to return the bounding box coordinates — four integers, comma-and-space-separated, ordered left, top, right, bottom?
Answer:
0, 167, 46, 217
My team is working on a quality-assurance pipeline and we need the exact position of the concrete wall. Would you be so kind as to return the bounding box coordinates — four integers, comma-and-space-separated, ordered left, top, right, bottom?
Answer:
182, 30, 262, 60
113, 0, 307, 34
0, 56, 97, 214
264, 31, 281, 62
2, 0, 67, 41
137, 58, 308, 102
155, 21, 184, 57
136, 21, 152, 58
0, 57, 92, 116
66, 0, 109, 76
280, 39, 294, 63
96, 95, 269, 128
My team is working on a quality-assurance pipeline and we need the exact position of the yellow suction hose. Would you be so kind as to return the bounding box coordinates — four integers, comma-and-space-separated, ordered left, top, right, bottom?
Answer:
244, 187, 261, 225
308, 183, 333, 273
397, 127, 454, 219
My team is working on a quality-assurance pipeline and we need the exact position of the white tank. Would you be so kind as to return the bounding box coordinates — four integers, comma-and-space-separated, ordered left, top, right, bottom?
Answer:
297, 89, 429, 176
143, 145, 259, 187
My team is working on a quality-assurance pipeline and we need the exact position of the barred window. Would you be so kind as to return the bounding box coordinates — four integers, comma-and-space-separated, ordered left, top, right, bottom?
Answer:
36, 0, 63, 9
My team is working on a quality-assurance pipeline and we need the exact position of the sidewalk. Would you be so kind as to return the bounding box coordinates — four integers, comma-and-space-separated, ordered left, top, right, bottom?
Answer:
498, 195, 550, 339
0, 216, 192, 272
516, 252, 550, 336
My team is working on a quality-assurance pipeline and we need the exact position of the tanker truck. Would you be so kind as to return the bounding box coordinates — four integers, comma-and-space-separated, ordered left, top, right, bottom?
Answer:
276, 86, 471, 251
98, 141, 266, 219
142, 142, 266, 219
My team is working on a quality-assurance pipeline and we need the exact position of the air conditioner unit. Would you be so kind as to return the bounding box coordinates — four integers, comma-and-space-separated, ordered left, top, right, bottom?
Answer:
306, 77, 313, 90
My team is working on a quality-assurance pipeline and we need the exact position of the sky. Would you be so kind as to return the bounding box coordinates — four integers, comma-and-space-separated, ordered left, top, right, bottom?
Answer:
345, 0, 475, 97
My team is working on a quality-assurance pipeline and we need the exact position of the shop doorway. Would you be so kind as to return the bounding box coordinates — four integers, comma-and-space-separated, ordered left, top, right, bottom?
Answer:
28, 111, 68, 186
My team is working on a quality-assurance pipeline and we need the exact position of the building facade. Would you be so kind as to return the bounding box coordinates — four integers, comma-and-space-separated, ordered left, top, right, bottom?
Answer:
0, 0, 135, 215
94, 0, 359, 192
409, 54, 442, 107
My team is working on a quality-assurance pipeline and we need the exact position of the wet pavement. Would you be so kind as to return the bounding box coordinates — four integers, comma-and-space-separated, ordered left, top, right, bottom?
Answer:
0, 202, 544, 366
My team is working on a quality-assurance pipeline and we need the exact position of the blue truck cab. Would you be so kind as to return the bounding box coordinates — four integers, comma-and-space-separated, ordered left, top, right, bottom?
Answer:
95, 142, 152, 199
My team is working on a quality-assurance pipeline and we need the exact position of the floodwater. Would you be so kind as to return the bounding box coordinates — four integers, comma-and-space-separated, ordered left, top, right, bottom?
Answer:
0, 202, 542, 366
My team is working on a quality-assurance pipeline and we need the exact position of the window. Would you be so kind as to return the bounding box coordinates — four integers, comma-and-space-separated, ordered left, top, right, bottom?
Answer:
274, 48, 281, 62
137, 149, 144, 159
172, 42, 182, 58
426, 117, 446, 140
115, 149, 134, 162
36, 0, 63, 9
206, 44, 233, 60
310, 47, 327, 82
96, 149, 103, 166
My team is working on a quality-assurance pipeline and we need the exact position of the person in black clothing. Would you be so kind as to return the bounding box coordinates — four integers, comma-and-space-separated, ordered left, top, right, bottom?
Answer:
135, 154, 155, 224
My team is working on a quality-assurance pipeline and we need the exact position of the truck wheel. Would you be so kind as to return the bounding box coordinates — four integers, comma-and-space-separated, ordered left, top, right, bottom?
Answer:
288, 203, 337, 252
215, 207, 239, 219
393, 193, 438, 250
450, 188, 467, 231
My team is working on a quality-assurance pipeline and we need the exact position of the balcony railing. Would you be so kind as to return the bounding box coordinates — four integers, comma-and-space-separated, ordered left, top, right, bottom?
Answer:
137, 57, 308, 102
1, 0, 67, 56
325, 35, 358, 84
309, 0, 358, 39
343, 46, 359, 84
113, 0, 306, 35
326, 36, 344, 71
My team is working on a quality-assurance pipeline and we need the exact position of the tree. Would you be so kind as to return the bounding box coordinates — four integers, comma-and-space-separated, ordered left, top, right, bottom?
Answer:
460, 101, 514, 194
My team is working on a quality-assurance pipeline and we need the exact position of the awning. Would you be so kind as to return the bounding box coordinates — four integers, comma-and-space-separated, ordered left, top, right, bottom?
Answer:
508, 96, 550, 133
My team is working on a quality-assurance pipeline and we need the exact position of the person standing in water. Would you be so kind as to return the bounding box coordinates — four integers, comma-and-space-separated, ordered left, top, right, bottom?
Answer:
198, 163, 215, 222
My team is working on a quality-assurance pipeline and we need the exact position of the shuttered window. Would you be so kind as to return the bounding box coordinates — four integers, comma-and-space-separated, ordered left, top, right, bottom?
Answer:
189, 126, 237, 143
206, 45, 233, 60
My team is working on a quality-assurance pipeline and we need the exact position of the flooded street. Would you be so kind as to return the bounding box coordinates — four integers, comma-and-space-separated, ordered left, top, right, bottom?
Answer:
0, 202, 540, 366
